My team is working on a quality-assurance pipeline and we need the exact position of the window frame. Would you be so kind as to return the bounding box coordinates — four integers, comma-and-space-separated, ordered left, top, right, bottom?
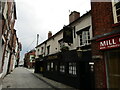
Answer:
68, 62, 77, 76
60, 63, 65, 73
79, 30, 91, 46
47, 45, 50, 55
115, 1, 120, 22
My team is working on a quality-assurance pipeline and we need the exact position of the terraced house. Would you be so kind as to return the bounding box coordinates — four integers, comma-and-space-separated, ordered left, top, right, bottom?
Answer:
0, 0, 21, 78
35, 11, 95, 89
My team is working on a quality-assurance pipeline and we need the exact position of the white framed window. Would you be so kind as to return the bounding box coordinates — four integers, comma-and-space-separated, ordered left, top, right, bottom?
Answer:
60, 63, 65, 73
47, 63, 50, 71
69, 62, 77, 75
51, 62, 53, 68
115, 1, 120, 22
47, 45, 50, 55
80, 31, 90, 46
112, 1, 120, 23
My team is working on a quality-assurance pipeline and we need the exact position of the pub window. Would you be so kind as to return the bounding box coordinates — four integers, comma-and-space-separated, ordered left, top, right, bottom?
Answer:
55, 65, 57, 71
51, 62, 53, 68
60, 63, 65, 73
69, 62, 77, 75
50, 62, 54, 71
80, 31, 90, 46
47, 63, 50, 71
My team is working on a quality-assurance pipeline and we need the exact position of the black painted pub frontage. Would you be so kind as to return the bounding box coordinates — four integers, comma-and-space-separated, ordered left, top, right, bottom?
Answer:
35, 50, 95, 89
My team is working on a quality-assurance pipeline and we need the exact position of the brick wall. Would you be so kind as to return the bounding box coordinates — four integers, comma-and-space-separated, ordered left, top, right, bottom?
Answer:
91, 2, 114, 88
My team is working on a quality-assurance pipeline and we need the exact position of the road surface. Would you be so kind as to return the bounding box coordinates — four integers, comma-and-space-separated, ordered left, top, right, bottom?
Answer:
2, 67, 52, 88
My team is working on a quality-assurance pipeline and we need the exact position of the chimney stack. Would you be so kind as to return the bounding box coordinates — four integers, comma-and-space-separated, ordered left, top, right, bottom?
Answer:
48, 31, 52, 39
69, 11, 80, 24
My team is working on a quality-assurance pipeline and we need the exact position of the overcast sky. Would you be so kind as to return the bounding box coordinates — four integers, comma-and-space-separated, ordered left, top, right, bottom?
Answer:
14, 0, 91, 60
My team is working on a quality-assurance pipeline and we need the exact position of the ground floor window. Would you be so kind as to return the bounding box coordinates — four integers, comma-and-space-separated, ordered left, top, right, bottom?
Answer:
47, 62, 50, 71
69, 62, 77, 75
47, 62, 54, 71
51, 62, 54, 71
60, 63, 65, 73
105, 49, 120, 88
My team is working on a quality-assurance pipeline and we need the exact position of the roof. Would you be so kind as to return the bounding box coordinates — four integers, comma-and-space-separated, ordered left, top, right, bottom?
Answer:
36, 10, 91, 48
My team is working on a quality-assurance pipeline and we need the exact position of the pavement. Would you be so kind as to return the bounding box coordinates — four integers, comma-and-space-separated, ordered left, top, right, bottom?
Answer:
26, 68, 77, 90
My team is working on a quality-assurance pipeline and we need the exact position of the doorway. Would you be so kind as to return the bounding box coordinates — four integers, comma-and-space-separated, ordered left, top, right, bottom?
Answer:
105, 49, 120, 88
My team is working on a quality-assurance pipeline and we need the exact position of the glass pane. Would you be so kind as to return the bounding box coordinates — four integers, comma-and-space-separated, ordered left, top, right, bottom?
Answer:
117, 16, 120, 22
106, 49, 120, 88
116, 2, 120, 9
116, 9, 120, 15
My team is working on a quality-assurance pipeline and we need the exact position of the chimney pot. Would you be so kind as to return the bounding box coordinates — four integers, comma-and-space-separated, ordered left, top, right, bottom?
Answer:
48, 31, 52, 39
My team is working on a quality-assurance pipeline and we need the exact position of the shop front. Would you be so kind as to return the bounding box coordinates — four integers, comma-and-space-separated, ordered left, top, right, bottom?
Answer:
97, 34, 120, 88
43, 50, 94, 89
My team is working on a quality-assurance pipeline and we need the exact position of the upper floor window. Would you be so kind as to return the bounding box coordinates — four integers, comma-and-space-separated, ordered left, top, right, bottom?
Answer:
41, 47, 44, 53
47, 45, 50, 55
80, 31, 90, 46
76, 26, 91, 46
115, 1, 120, 22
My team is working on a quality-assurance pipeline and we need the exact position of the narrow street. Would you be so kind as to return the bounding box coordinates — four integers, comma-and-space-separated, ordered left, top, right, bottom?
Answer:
2, 67, 52, 88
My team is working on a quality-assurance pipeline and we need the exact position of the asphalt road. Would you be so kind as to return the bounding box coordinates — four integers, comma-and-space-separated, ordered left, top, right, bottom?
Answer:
2, 67, 52, 88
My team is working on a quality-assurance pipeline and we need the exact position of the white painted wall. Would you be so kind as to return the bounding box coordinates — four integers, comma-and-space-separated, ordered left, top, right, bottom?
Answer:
36, 31, 63, 58
69, 14, 92, 50
36, 12, 92, 58
45, 31, 63, 55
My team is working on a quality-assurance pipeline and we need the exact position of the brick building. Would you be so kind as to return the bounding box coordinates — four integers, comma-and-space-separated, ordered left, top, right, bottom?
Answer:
24, 50, 36, 68
91, 1, 120, 88
0, 0, 21, 78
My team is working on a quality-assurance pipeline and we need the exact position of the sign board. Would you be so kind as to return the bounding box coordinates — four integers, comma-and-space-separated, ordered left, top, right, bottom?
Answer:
63, 26, 73, 43
99, 35, 120, 50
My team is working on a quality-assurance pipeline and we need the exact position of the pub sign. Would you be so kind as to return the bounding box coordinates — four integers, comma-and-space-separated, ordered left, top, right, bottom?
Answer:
63, 26, 73, 43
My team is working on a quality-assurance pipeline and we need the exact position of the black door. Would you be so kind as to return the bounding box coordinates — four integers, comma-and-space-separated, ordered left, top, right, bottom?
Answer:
79, 62, 95, 90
